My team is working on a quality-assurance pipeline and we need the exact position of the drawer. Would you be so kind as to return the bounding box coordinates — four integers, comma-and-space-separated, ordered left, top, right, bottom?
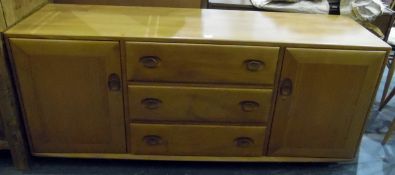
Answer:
129, 123, 266, 156
126, 42, 279, 85
128, 85, 273, 123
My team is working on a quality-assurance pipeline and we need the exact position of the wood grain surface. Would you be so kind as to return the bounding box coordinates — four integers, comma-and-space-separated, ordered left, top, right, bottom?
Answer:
10, 38, 126, 153
126, 42, 279, 85
268, 48, 386, 158
5, 4, 390, 50
128, 85, 272, 123
129, 123, 266, 156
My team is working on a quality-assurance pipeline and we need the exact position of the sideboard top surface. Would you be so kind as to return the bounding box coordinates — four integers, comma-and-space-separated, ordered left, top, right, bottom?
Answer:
5, 4, 390, 50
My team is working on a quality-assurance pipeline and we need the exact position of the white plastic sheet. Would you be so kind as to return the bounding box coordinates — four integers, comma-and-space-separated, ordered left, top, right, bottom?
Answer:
250, 0, 386, 21
251, 0, 330, 14
341, 0, 385, 21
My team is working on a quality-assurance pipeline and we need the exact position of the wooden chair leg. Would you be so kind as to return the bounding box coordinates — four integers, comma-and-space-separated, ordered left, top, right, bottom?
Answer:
383, 118, 395, 144
379, 87, 395, 110
379, 58, 395, 111
0, 35, 30, 170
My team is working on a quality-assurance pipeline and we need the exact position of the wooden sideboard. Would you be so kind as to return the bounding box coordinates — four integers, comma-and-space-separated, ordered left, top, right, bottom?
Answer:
4, 4, 390, 162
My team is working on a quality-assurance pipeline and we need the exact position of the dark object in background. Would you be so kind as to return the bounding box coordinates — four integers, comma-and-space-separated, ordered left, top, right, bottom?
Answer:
372, 8, 395, 41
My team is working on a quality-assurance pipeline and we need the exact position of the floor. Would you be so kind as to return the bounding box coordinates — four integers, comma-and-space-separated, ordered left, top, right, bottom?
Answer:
0, 69, 394, 175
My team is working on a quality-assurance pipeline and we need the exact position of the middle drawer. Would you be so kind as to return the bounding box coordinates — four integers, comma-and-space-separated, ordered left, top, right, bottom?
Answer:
128, 85, 273, 123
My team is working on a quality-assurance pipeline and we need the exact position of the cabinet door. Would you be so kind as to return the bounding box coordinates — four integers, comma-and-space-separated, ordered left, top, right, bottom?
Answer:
10, 39, 125, 153
268, 48, 386, 158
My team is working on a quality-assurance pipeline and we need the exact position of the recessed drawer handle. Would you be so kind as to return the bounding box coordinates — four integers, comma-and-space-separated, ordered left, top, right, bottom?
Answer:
141, 98, 162, 109
240, 101, 260, 112
143, 135, 163, 146
245, 60, 264, 72
140, 56, 160, 68
234, 137, 254, 148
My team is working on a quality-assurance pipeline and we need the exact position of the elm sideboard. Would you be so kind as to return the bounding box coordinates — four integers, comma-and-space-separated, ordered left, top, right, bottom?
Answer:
4, 4, 391, 162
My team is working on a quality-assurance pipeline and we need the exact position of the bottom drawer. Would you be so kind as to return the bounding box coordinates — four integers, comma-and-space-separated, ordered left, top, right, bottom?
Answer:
129, 123, 266, 156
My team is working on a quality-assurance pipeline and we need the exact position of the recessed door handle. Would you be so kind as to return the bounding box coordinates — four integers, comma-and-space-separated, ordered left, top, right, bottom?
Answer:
108, 73, 121, 91
280, 78, 293, 96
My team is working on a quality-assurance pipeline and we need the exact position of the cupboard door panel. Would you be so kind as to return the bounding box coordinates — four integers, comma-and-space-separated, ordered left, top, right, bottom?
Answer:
10, 38, 126, 153
268, 48, 386, 158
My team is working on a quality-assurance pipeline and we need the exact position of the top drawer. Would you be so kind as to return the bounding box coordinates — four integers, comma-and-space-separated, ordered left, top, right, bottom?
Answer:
126, 42, 279, 85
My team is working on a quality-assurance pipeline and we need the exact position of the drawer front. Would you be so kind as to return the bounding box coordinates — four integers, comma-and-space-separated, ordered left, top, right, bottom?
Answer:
126, 42, 279, 85
129, 123, 266, 156
128, 85, 272, 123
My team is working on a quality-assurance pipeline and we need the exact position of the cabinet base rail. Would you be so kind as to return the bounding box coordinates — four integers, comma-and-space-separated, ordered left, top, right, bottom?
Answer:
32, 153, 353, 163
